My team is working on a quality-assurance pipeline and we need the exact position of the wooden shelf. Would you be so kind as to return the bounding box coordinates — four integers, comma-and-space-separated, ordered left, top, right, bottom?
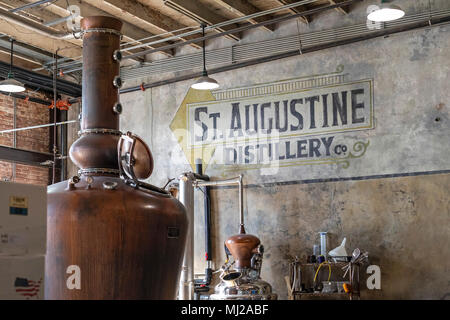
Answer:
291, 291, 360, 300
287, 262, 361, 300
294, 292, 349, 296
301, 262, 348, 267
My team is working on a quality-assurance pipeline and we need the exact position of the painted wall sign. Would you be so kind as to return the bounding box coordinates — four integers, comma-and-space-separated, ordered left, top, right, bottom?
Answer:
170, 71, 373, 174
187, 79, 372, 171
188, 79, 373, 147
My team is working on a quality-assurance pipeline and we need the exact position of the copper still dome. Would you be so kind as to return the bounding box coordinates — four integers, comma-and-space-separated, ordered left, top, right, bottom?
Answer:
45, 16, 187, 300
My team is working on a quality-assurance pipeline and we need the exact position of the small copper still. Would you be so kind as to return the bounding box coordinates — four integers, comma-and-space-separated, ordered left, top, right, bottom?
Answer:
210, 228, 277, 300
45, 16, 187, 299
194, 176, 276, 300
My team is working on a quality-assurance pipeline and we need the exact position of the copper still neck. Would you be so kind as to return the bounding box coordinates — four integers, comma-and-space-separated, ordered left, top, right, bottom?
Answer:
225, 233, 261, 269
80, 16, 122, 131
69, 16, 123, 176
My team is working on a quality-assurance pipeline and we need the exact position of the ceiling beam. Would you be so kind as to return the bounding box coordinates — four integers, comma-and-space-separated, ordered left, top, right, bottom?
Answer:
274, 0, 311, 24
84, 0, 201, 48
164, 0, 241, 41
214, 0, 275, 32
0, 0, 70, 28
0, 50, 41, 70
0, 36, 54, 63
328, 0, 349, 15
0, 145, 53, 167
122, 0, 357, 61
0, 0, 83, 70
0, 19, 81, 59
0, 0, 82, 51
16, 0, 174, 58
55, 0, 174, 57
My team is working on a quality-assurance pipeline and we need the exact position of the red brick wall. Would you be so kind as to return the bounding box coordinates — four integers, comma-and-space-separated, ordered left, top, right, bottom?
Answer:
0, 93, 50, 186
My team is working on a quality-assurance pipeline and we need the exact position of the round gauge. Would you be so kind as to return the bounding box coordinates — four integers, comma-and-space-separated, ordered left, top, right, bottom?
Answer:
86, 176, 94, 185
248, 269, 259, 280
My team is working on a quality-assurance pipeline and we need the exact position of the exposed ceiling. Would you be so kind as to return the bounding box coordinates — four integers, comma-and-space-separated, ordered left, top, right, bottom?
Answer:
0, 0, 354, 77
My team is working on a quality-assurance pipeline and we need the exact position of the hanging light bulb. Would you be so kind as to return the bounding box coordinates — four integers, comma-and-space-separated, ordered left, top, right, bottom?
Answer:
191, 71, 219, 90
191, 24, 219, 90
367, 1, 405, 22
0, 39, 25, 93
0, 77, 26, 93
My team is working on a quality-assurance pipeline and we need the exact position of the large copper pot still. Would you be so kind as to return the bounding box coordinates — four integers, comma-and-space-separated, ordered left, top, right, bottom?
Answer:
45, 16, 187, 299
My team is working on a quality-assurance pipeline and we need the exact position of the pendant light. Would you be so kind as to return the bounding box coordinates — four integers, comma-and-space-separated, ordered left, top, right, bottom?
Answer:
367, 0, 405, 22
0, 39, 25, 93
191, 24, 219, 90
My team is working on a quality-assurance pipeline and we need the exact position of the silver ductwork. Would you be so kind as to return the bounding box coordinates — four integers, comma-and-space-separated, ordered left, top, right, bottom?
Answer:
178, 173, 196, 300
0, 7, 74, 40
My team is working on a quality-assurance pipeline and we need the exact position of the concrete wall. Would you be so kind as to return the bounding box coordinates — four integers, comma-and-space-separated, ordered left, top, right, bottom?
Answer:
207, 173, 449, 299
77, 0, 449, 299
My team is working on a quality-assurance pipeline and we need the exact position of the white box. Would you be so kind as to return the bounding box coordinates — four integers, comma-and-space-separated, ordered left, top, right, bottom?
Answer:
0, 255, 45, 300
0, 181, 46, 256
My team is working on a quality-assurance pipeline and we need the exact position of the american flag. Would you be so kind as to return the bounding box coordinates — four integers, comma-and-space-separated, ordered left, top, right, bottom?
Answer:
14, 277, 42, 299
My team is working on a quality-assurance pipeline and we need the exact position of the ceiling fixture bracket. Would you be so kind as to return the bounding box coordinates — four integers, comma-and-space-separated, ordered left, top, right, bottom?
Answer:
0, 38, 26, 93
191, 24, 219, 91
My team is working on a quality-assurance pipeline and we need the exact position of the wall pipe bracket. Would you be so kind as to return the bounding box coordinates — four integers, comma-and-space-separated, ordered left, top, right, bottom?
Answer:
194, 175, 245, 234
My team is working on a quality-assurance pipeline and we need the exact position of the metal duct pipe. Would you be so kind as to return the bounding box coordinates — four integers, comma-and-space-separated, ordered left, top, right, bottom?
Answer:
115, 7, 450, 81
132, 0, 320, 51
12, 97, 16, 181
43, 15, 75, 27
0, 7, 73, 40
195, 160, 212, 288
9, 0, 55, 13
34, 56, 82, 72
178, 173, 245, 299
0, 120, 77, 134
49, 4, 448, 76
178, 172, 196, 300
123, 0, 361, 60
120, 14, 450, 94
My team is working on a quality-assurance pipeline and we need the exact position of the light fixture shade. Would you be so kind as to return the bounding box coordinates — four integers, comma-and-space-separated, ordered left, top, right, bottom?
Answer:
367, 4, 405, 22
0, 78, 26, 92
191, 75, 220, 90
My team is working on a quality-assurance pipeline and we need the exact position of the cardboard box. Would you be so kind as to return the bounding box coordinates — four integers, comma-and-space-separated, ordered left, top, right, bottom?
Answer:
0, 181, 46, 256
0, 255, 45, 300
